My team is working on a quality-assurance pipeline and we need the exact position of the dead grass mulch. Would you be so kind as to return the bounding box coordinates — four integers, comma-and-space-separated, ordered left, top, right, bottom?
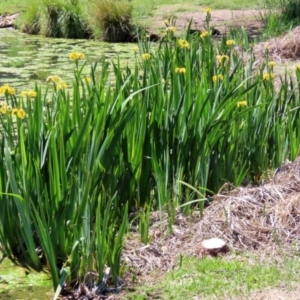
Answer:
253, 26, 300, 64
123, 157, 300, 275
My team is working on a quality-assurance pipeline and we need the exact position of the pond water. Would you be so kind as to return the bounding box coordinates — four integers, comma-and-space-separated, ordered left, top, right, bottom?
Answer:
0, 28, 137, 91
0, 256, 53, 300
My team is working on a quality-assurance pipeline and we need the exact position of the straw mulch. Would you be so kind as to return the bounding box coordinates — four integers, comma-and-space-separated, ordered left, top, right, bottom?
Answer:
123, 157, 300, 274
253, 26, 300, 63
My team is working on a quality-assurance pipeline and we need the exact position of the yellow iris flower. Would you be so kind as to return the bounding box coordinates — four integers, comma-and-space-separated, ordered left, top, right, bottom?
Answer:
69, 51, 85, 60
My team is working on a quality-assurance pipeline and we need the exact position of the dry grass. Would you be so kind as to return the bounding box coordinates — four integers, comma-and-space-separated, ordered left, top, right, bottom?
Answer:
123, 157, 300, 275
254, 26, 300, 63
195, 157, 300, 251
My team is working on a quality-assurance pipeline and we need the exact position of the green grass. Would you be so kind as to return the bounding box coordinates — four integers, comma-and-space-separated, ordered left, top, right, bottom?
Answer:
125, 254, 300, 299
0, 0, 28, 14
260, 0, 300, 39
146, 0, 262, 9
197, 0, 262, 9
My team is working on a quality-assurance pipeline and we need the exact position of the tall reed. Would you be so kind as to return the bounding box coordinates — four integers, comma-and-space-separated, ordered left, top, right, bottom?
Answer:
88, 0, 133, 42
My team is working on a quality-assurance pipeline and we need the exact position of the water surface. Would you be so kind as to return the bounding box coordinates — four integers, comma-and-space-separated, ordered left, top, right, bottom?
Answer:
0, 28, 136, 91
0, 257, 53, 300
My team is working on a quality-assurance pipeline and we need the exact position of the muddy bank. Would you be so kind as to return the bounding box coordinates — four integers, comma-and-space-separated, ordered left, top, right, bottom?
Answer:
0, 14, 19, 28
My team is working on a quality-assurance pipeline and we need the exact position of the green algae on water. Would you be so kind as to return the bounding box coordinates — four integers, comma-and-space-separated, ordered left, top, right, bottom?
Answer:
0, 257, 53, 300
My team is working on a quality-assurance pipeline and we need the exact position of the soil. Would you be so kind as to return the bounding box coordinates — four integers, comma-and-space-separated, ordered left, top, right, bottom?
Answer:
0, 13, 18, 28
145, 6, 264, 39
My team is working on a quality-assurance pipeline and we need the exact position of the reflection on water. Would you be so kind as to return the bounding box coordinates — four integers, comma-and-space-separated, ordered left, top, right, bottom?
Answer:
0, 28, 136, 90
0, 71, 19, 80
